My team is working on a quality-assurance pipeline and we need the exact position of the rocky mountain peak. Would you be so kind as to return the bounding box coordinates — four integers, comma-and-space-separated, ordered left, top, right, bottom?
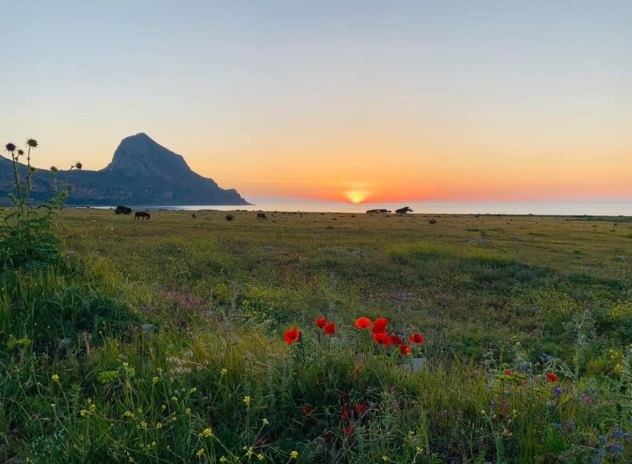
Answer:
103, 133, 192, 180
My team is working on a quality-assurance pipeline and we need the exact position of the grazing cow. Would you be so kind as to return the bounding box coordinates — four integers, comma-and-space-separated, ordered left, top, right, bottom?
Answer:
257, 212, 267, 221
134, 211, 151, 220
115, 205, 132, 215
192, 213, 197, 219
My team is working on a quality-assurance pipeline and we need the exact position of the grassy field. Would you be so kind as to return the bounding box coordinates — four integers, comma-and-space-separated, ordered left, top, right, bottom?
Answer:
2, 207, 632, 463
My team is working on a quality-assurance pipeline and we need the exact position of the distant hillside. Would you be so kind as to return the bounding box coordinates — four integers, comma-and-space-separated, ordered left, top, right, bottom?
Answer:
0, 133, 249, 206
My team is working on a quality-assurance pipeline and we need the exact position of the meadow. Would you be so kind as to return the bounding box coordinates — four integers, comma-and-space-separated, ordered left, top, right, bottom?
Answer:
2, 204, 632, 463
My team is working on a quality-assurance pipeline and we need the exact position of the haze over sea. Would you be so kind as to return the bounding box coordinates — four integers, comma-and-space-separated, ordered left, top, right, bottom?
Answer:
109, 201, 632, 216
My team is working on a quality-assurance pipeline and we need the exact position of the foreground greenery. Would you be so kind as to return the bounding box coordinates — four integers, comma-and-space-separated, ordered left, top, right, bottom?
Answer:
2, 149, 632, 462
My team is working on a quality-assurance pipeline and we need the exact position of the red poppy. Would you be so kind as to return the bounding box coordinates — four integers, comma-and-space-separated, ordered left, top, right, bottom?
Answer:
372, 317, 388, 334
504, 369, 513, 376
410, 333, 424, 344
355, 317, 372, 329
354, 403, 369, 415
546, 372, 558, 382
316, 317, 327, 328
390, 335, 403, 345
344, 425, 352, 436
400, 344, 412, 355
323, 322, 336, 335
373, 332, 393, 345
283, 328, 300, 344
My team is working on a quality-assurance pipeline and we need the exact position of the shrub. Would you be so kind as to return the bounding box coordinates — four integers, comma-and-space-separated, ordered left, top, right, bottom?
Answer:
225, 214, 235, 221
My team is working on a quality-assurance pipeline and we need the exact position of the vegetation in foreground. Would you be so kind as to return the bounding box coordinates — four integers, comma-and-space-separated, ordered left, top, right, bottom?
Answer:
2, 141, 632, 463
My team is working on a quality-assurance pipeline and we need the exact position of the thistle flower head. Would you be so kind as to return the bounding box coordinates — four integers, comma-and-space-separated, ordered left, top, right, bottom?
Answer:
26, 138, 38, 148
5, 143, 16, 152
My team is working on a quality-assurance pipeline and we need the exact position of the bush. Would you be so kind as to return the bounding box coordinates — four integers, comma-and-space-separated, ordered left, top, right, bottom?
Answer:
225, 214, 235, 222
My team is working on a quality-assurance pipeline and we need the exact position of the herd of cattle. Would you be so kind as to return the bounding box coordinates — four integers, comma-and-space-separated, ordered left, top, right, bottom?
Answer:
114, 205, 414, 221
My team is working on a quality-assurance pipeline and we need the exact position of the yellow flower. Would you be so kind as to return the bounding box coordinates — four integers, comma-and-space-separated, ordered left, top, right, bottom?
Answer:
290, 450, 299, 459
51, 374, 60, 382
50, 403, 56, 408
124, 411, 135, 419
416, 447, 423, 454
382, 456, 389, 462
243, 395, 251, 406
190, 387, 197, 393
245, 447, 254, 457
220, 368, 227, 376
196, 448, 205, 458
201, 427, 213, 438
171, 396, 178, 403
138, 421, 148, 430
185, 408, 191, 415
156, 422, 163, 429
152, 376, 159, 384
219, 457, 228, 463
262, 418, 269, 426
257, 453, 265, 461
89, 404, 97, 413
80, 409, 88, 417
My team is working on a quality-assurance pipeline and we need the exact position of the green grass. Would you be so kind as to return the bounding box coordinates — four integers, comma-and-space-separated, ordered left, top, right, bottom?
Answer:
2, 208, 632, 462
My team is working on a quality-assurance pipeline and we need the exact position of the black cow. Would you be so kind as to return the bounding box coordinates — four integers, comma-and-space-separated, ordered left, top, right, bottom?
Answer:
257, 212, 267, 221
134, 211, 151, 220
115, 205, 132, 215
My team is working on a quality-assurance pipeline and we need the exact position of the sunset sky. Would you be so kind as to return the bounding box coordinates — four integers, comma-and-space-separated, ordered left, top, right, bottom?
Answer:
3, 1, 630, 204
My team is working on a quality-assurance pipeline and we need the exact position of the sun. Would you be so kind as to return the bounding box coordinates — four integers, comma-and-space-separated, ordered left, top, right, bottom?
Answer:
345, 190, 368, 204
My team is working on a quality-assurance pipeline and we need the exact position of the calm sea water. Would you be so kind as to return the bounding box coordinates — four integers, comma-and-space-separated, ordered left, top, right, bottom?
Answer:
96, 202, 632, 216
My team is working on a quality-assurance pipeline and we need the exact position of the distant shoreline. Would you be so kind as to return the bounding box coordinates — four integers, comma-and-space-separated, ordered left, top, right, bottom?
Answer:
67, 201, 632, 217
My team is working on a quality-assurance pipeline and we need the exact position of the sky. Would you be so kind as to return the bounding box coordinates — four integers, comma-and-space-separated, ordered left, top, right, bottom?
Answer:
2, 1, 631, 204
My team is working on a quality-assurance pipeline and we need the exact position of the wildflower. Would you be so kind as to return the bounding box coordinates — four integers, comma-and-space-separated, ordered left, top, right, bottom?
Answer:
156, 422, 163, 429
283, 328, 300, 345
221, 368, 227, 376
51, 374, 60, 382
185, 408, 191, 415
124, 411, 135, 419
344, 424, 352, 435
243, 395, 251, 406
410, 333, 424, 344
372, 317, 388, 334
354, 403, 369, 415
257, 453, 265, 461
152, 376, 159, 384
400, 344, 412, 355
504, 369, 513, 376
290, 450, 299, 459
263, 418, 269, 425
190, 387, 197, 393
382, 456, 389, 462
546, 372, 558, 383
196, 448, 205, 458
50, 403, 56, 408
244, 447, 254, 457
373, 332, 392, 345
201, 427, 213, 437
391, 335, 402, 345
139, 421, 148, 430
355, 317, 372, 329
5, 143, 16, 152
552, 385, 561, 397
26, 138, 38, 148
316, 317, 327, 328
219, 457, 228, 463
80, 409, 88, 417
323, 322, 336, 335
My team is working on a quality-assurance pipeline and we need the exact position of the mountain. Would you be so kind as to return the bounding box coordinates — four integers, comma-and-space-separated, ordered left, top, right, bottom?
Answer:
0, 133, 249, 206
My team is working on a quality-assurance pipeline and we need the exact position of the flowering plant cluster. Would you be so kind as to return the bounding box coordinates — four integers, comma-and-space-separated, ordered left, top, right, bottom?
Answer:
282, 316, 425, 357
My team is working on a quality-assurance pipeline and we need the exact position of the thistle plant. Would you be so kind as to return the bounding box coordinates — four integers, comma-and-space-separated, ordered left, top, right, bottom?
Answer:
0, 139, 82, 269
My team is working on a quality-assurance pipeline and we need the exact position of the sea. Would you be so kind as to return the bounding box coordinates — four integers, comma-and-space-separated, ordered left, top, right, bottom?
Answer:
94, 202, 632, 216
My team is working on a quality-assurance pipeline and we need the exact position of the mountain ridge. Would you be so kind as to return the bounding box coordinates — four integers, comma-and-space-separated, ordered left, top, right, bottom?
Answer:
0, 133, 249, 206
